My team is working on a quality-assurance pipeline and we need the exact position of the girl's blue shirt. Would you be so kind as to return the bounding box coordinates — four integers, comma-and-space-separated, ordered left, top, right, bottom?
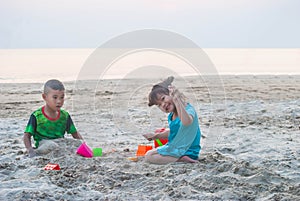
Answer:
157, 103, 201, 160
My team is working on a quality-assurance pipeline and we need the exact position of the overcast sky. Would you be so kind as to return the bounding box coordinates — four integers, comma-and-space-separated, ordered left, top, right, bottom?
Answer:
1, 0, 299, 48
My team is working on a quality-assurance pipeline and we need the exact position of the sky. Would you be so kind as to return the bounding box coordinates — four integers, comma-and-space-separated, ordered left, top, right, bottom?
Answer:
1, 0, 300, 48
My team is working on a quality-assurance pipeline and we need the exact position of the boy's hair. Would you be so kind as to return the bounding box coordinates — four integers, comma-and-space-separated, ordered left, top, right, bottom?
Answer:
43, 79, 65, 94
148, 76, 174, 106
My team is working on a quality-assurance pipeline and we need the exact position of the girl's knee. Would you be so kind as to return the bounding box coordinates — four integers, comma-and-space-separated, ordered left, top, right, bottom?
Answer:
145, 149, 158, 163
144, 150, 152, 162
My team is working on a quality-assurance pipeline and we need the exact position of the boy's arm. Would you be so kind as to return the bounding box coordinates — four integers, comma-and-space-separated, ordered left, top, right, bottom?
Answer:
67, 115, 83, 140
23, 133, 36, 157
71, 132, 83, 140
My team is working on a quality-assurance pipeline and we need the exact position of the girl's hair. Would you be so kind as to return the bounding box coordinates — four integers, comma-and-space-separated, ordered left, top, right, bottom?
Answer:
148, 76, 174, 106
43, 79, 65, 94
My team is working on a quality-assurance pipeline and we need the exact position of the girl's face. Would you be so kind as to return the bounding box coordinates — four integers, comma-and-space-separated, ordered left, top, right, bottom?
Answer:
155, 93, 174, 113
42, 89, 65, 112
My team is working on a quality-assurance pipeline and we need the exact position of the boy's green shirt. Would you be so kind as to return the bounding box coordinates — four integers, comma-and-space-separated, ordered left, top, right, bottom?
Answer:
24, 106, 77, 148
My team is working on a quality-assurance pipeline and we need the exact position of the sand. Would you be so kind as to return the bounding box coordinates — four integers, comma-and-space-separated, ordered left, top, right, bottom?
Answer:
0, 75, 299, 200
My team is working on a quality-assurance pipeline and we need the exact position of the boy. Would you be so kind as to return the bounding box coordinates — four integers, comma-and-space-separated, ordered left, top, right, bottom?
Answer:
23, 79, 83, 157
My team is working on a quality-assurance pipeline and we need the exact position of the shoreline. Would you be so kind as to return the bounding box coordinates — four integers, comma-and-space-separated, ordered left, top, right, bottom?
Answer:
1, 73, 300, 84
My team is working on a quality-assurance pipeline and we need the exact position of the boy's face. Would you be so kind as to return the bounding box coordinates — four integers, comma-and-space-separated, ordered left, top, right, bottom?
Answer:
155, 93, 174, 113
42, 89, 65, 112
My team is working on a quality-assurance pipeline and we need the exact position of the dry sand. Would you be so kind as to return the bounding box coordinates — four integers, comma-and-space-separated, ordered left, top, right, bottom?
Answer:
0, 75, 299, 200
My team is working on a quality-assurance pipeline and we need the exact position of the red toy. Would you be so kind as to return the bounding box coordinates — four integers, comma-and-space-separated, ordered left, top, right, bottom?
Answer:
154, 128, 168, 148
44, 163, 61, 170
136, 145, 153, 156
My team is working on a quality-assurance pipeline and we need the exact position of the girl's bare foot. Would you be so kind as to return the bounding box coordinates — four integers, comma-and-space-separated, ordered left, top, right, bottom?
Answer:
177, 156, 198, 163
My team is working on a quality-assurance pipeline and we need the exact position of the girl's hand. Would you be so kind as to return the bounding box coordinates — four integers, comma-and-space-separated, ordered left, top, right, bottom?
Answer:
168, 85, 175, 96
168, 85, 180, 101
142, 133, 156, 141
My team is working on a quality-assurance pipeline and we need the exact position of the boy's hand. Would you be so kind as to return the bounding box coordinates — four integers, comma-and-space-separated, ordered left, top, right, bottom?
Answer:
28, 147, 36, 158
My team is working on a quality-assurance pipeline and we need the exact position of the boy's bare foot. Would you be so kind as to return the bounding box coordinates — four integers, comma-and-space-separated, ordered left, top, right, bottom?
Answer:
177, 156, 198, 163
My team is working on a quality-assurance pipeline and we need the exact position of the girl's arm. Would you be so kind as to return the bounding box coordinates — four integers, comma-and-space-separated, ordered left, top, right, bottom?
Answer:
155, 129, 170, 139
143, 129, 170, 141
169, 86, 193, 126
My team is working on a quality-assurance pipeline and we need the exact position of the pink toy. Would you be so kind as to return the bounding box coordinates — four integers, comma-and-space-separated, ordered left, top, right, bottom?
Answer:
76, 142, 93, 158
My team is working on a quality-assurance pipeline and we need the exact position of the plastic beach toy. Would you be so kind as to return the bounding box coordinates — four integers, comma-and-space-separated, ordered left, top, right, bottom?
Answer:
154, 128, 168, 148
136, 145, 153, 156
155, 128, 166, 133
76, 142, 93, 158
44, 163, 61, 170
93, 148, 102, 157
154, 139, 168, 148
127, 157, 138, 162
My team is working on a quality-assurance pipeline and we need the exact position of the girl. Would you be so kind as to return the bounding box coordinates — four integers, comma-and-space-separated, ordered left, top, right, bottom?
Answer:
143, 76, 201, 164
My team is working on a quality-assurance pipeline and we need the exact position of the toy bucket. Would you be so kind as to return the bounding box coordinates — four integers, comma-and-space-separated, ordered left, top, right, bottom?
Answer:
154, 128, 168, 148
136, 145, 152, 156
76, 142, 93, 158
154, 139, 168, 148
93, 148, 102, 157
155, 128, 166, 133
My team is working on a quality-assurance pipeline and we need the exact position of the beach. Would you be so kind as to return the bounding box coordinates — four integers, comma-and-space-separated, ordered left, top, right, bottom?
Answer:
0, 75, 299, 200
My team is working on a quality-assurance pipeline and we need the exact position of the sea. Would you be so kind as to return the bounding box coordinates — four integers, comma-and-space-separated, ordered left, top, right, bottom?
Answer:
0, 48, 299, 83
